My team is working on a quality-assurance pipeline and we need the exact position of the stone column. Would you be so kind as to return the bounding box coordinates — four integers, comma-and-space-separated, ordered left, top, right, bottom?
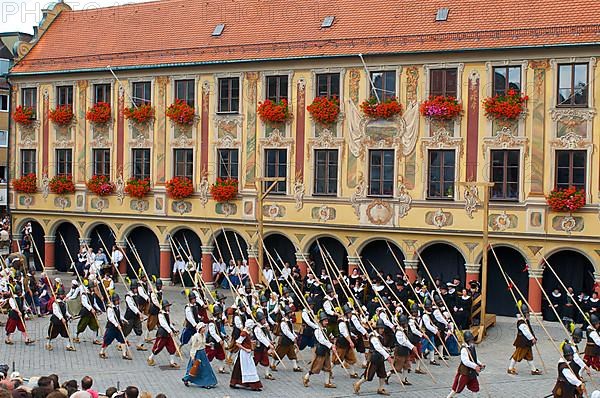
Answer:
159, 243, 171, 282
404, 260, 419, 282
528, 268, 544, 314
465, 263, 481, 284
44, 236, 55, 270
201, 245, 214, 284
247, 248, 259, 284
347, 255, 360, 275
295, 252, 309, 277
116, 241, 127, 274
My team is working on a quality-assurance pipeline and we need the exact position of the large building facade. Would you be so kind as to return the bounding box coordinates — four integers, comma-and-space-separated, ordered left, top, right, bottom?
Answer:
7, 0, 600, 316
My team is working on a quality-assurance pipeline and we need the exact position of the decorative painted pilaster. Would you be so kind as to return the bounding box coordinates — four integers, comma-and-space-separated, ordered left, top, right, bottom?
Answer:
465, 262, 481, 283
116, 87, 125, 172
528, 60, 550, 196
403, 66, 419, 189
44, 235, 55, 270
404, 259, 419, 282
466, 71, 480, 182
159, 243, 171, 281
155, 76, 168, 185
528, 268, 544, 313
244, 72, 259, 188
346, 69, 361, 189
9, 84, 18, 180
247, 248, 259, 285
76, 80, 88, 183
201, 245, 214, 284
295, 78, 306, 179
200, 81, 210, 175
295, 252, 309, 277
42, 89, 49, 172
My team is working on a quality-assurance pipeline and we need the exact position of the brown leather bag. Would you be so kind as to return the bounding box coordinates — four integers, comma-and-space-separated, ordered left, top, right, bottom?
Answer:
189, 359, 201, 377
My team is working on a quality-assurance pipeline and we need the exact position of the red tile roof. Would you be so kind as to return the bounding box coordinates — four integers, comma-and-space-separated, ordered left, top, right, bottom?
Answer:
11, 0, 600, 74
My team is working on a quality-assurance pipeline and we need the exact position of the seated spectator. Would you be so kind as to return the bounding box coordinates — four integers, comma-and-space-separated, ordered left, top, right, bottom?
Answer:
81, 376, 98, 398
104, 387, 117, 398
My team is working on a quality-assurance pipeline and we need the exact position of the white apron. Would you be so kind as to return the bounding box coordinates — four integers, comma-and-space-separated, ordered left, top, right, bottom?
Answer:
239, 348, 259, 383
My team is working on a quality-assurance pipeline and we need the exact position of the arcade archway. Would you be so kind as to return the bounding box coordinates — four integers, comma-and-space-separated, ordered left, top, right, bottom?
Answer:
307, 236, 348, 275
486, 246, 528, 316
126, 226, 160, 278
418, 242, 466, 287
54, 222, 80, 272
359, 239, 404, 278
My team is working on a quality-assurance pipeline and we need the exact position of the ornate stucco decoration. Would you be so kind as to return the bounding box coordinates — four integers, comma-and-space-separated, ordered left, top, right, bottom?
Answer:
366, 199, 393, 226
90, 123, 112, 148
259, 128, 294, 148
18, 121, 40, 148
130, 131, 152, 148
307, 128, 345, 159
350, 174, 368, 218
550, 131, 592, 149
171, 133, 194, 148
491, 211, 511, 231
560, 216, 576, 234
41, 171, 50, 199
431, 208, 450, 229
314, 205, 335, 222
115, 170, 125, 204
463, 185, 480, 219
397, 179, 412, 219
198, 173, 209, 208
482, 127, 529, 157
420, 128, 464, 156
293, 175, 305, 211
217, 133, 241, 148
213, 114, 243, 131
551, 108, 595, 126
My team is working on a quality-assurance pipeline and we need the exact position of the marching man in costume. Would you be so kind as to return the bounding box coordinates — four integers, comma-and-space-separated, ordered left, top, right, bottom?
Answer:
180, 292, 200, 346
508, 303, 543, 375
353, 319, 394, 396
552, 343, 586, 398
303, 312, 337, 389
144, 281, 162, 343
584, 314, 600, 371
5, 285, 35, 345
99, 294, 132, 360
334, 304, 359, 378
230, 319, 263, 391
254, 311, 276, 380
74, 285, 101, 345
271, 305, 302, 372
447, 330, 485, 397
422, 298, 441, 366
408, 303, 427, 375
206, 303, 229, 374
349, 305, 369, 369
147, 300, 180, 368
123, 281, 147, 352
47, 287, 76, 352
388, 314, 418, 386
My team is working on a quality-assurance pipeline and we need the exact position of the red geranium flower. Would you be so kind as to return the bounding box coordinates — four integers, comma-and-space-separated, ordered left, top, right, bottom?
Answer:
12, 173, 37, 194
49, 175, 75, 195
86, 175, 115, 196
210, 178, 238, 202
124, 103, 155, 124
86, 102, 112, 125
420, 95, 463, 120
546, 187, 585, 212
166, 176, 194, 200
12, 106, 35, 126
257, 99, 290, 124
49, 105, 74, 126
483, 89, 528, 121
166, 99, 196, 126
307, 96, 340, 126
360, 97, 403, 119
125, 177, 151, 199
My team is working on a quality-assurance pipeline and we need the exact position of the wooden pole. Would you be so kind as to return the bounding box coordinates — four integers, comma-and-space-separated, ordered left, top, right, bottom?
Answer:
480, 184, 490, 339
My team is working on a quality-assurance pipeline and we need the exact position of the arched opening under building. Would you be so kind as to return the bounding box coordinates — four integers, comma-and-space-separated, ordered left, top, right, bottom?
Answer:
125, 226, 160, 279
170, 228, 202, 263
54, 222, 80, 273
212, 230, 248, 266
263, 233, 296, 271
88, 224, 116, 259
19, 220, 44, 271
418, 243, 466, 287
542, 250, 595, 322
359, 239, 404, 278
307, 237, 348, 275
486, 246, 528, 317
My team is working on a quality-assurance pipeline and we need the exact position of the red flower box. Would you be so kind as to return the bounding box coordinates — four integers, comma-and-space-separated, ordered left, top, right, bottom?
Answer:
12, 106, 35, 126
166, 176, 194, 200
420, 95, 463, 120
86, 175, 115, 196
124, 103, 155, 124
360, 97, 403, 119
307, 96, 340, 126
12, 173, 37, 194
210, 178, 238, 202
546, 187, 586, 212
86, 102, 112, 125
166, 99, 195, 126
257, 99, 290, 124
49, 105, 74, 126
483, 89, 528, 121
125, 177, 151, 199
49, 175, 75, 195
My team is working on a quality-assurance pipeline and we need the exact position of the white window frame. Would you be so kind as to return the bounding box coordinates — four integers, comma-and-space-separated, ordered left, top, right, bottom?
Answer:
423, 63, 465, 137
366, 147, 396, 198
214, 72, 243, 115
485, 147, 524, 203
423, 148, 459, 201
259, 71, 294, 136
0, 93, 8, 112
0, 130, 7, 147
310, 68, 345, 137
263, 147, 289, 195
364, 66, 402, 102
309, 147, 342, 197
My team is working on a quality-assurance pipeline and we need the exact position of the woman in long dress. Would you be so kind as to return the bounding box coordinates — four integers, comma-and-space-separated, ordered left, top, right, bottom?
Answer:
230, 319, 263, 391
182, 322, 218, 389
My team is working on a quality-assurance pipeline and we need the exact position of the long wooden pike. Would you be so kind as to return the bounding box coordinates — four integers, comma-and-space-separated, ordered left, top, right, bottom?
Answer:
95, 232, 133, 296
315, 240, 344, 311
29, 233, 76, 350
540, 255, 590, 325
0, 251, 34, 343
124, 235, 184, 359
488, 244, 547, 374
58, 233, 105, 339
170, 236, 216, 305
